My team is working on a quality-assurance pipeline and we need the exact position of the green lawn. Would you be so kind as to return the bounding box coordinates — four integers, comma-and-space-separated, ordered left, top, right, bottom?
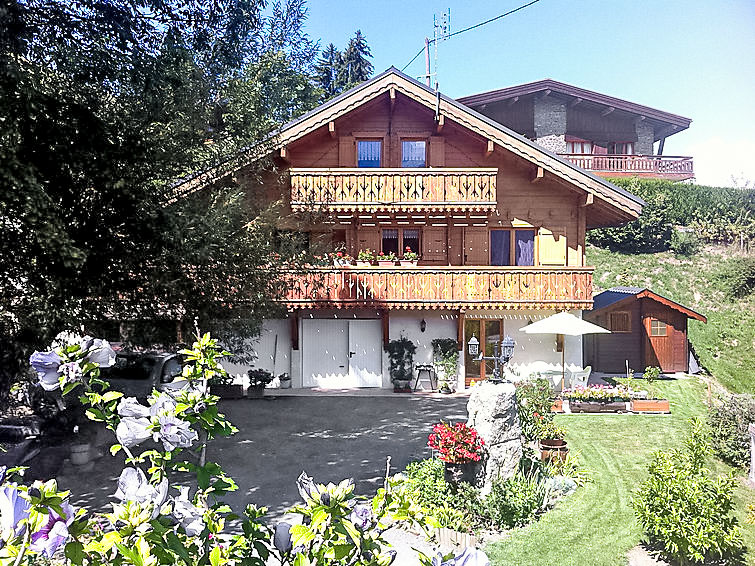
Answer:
485, 377, 755, 566
588, 245, 755, 395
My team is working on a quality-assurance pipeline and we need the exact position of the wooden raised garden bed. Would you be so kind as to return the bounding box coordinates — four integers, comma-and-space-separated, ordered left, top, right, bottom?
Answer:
435, 527, 478, 549
568, 400, 628, 413
631, 399, 670, 413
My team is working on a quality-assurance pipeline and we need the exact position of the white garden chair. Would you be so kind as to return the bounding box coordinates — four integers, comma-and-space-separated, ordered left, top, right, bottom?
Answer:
569, 366, 591, 389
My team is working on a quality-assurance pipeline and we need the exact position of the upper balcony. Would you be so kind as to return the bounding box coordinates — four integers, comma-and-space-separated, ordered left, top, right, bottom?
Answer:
559, 154, 694, 181
289, 168, 498, 212
283, 266, 593, 311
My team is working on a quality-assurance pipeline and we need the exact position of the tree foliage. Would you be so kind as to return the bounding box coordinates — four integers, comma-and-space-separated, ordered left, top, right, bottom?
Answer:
0, 0, 321, 399
313, 30, 374, 101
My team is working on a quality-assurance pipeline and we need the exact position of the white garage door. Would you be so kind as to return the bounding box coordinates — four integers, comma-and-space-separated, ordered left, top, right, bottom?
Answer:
302, 319, 382, 388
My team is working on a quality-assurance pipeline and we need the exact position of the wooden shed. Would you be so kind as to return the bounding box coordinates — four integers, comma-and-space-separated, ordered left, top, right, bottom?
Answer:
583, 287, 706, 373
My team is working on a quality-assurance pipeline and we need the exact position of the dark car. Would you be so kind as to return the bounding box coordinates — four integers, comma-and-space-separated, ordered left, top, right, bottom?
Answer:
101, 352, 185, 399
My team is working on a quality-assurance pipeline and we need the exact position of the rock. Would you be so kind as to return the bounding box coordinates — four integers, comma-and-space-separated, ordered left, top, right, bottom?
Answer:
466, 382, 522, 492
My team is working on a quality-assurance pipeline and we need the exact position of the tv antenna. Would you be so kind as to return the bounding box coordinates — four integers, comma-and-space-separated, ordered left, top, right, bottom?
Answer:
424, 9, 451, 89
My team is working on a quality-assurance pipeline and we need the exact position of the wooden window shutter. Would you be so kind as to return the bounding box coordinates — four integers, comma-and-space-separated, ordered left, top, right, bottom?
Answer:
338, 136, 355, 166
463, 227, 489, 265
422, 227, 447, 261
357, 228, 380, 254
538, 227, 567, 266
428, 136, 445, 167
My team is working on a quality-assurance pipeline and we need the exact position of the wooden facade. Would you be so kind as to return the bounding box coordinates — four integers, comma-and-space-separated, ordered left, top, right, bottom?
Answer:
583, 287, 706, 373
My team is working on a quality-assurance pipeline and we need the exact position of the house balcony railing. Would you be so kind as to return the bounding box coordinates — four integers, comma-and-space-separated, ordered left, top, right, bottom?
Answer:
559, 154, 694, 181
283, 266, 593, 310
289, 168, 498, 212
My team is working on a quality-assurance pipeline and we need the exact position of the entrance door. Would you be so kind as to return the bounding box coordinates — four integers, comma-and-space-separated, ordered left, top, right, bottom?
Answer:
302, 319, 382, 388
464, 319, 503, 385
644, 310, 687, 372
348, 320, 383, 387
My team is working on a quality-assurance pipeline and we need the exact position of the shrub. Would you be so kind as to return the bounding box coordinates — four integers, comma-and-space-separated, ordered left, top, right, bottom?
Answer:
515, 378, 553, 442
707, 393, 755, 468
715, 256, 755, 299
447, 482, 489, 529
427, 422, 485, 463
386, 336, 416, 383
431, 338, 459, 390
670, 229, 701, 256
632, 419, 744, 565
486, 471, 547, 529
404, 458, 449, 510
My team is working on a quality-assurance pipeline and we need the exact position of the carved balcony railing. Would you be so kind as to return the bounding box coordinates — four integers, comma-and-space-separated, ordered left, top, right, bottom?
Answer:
559, 154, 694, 181
289, 168, 498, 212
282, 266, 593, 310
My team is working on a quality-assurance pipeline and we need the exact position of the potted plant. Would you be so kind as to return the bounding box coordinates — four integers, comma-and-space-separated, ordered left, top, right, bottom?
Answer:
432, 338, 459, 392
208, 368, 244, 399
356, 248, 375, 266
69, 423, 98, 467
387, 336, 416, 392
376, 251, 397, 266
399, 247, 419, 266
247, 368, 274, 398
278, 372, 292, 389
331, 251, 353, 267
427, 421, 485, 485
538, 421, 568, 462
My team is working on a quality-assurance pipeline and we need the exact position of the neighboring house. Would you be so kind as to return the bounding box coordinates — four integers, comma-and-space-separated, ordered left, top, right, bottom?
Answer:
178, 68, 644, 389
583, 287, 706, 374
458, 79, 694, 181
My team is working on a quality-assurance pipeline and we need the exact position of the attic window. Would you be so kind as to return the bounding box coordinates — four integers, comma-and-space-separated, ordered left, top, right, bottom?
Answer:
357, 140, 382, 167
609, 311, 631, 333
401, 140, 426, 167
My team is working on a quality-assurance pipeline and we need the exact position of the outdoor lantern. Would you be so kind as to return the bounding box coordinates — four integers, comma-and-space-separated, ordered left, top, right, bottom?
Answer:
420, 319, 427, 333
501, 335, 516, 364
467, 334, 479, 357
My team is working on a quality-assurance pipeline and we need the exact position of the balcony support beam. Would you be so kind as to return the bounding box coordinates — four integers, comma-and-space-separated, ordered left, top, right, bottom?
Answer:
436, 114, 445, 133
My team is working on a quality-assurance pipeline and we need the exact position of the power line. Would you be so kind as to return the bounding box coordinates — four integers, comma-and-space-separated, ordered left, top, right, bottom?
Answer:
400, 0, 542, 72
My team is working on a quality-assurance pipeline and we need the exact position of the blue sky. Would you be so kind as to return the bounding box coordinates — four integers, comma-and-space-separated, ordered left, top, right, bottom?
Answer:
304, 0, 755, 187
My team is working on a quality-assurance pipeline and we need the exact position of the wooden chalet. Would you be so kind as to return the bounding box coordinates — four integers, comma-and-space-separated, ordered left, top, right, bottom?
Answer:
459, 79, 694, 181
583, 287, 706, 374
177, 68, 644, 389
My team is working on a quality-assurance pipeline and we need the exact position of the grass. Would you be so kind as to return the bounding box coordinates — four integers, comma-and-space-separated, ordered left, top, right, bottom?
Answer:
485, 377, 755, 566
587, 245, 755, 395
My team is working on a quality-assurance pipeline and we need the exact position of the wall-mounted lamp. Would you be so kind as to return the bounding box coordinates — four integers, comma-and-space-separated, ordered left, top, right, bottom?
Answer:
420, 319, 427, 333
467, 334, 479, 357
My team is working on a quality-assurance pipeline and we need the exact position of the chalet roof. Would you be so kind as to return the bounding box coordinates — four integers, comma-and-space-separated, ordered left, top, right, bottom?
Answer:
173, 68, 644, 224
592, 287, 707, 322
458, 79, 692, 140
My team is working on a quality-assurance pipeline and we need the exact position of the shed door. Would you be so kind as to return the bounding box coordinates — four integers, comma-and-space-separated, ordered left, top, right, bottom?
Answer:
643, 309, 687, 372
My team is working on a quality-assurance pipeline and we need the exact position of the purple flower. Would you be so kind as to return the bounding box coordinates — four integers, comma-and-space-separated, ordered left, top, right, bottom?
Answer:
0, 484, 30, 548
30, 502, 75, 558
148, 393, 177, 418
155, 415, 197, 451
29, 350, 63, 391
273, 522, 293, 552
114, 468, 168, 518
81, 337, 116, 368
172, 487, 204, 537
349, 503, 373, 530
116, 417, 152, 448
117, 397, 150, 418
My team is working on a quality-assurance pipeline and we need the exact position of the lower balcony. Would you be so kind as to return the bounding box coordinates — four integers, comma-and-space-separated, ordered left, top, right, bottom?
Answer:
559, 154, 694, 181
283, 266, 593, 310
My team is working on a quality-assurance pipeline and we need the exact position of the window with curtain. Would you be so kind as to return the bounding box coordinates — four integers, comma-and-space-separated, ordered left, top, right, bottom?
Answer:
402, 229, 420, 254
357, 140, 382, 167
491, 229, 535, 266
381, 229, 399, 255
490, 230, 511, 266
607, 142, 634, 155
515, 230, 535, 266
401, 140, 426, 167
566, 140, 593, 154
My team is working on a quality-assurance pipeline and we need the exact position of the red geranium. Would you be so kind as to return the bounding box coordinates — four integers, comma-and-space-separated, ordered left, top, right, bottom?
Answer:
427, 422, 485, 463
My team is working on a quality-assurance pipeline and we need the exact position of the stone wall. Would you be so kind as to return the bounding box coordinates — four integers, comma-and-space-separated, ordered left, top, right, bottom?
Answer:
467, 382, 522, 492
533, 97, 567, 153
635, 120, 654, 155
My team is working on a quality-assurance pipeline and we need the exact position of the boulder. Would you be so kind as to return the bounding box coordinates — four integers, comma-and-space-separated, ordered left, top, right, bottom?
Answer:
467, 382, 522, 492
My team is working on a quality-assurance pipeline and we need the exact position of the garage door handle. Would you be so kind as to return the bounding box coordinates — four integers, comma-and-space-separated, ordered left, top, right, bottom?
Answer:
348, 351, 356, 358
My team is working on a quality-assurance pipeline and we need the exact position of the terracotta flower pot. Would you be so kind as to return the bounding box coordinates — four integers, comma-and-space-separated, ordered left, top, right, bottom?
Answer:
539, 438, 569, 462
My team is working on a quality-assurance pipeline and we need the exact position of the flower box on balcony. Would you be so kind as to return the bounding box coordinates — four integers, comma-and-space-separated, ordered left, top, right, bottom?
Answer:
377, 260, 397, 267
356, 261, 373, 267
399, 260, 418, 267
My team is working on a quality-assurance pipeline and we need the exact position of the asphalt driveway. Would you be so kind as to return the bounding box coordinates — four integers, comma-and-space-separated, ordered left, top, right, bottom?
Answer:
61, 394, 469, 521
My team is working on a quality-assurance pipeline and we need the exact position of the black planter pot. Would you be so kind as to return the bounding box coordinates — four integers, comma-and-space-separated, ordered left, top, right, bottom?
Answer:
210, 384, 244, 399
443, 461, 478, 485
247, 385, 266, 399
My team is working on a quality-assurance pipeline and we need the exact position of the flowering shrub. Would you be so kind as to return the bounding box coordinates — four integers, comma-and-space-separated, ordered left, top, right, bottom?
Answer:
514, 378, 554, 442
377, 250, 397, 262
562, 385, 630, 402
427, 422, 485, 463
537, 420, 566, 441
330, 250, 353, 264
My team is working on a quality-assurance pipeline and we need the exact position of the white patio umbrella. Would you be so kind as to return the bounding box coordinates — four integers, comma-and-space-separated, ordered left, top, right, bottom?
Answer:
520, 311, 610, 389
